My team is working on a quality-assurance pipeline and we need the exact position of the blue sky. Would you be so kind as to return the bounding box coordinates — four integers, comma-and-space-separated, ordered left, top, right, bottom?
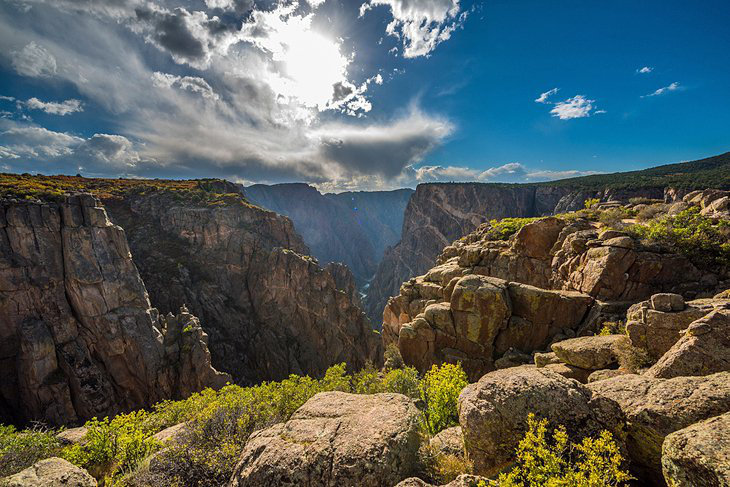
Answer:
1, 0, 728, 190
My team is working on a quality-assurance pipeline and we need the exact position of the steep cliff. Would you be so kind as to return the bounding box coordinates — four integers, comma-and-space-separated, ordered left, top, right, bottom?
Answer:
98, 183, 381, 384
244, 183, 412, 284
0, 194, 227, 426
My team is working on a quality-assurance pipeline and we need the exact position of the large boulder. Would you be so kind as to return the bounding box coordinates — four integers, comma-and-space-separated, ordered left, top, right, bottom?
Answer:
458, 366, 624, 476
1, 457, 96, 486
647, 309, 730, 379
662, 412, 730, 487
588, 372, 730, 484
227, 392, 421, 487
551, 334, 630, 370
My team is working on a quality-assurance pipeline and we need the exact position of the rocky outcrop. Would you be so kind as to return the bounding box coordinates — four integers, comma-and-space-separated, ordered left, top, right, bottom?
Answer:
383, 214, 725, 377
459, 366, 624, 476
1, 457, 96, 487
588, 372, 730, 484
244, 183, 412, 285
365, 184, 564, 324
227, 391, 421, 487
365, 180, 680, 323
626, 295, 728, 361
0, 196, 227, 426
389, 272, 594, 379
101, 188, 381, 384
647, 308, 730, 378
429, 426, 464, 458
661, 412, 730, 486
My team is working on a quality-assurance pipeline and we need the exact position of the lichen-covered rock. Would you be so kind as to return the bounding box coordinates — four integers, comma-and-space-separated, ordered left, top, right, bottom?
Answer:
587, 369, 627, 383
2, 457, 96, 486
551, 335, 630, 370
429, 426, 464, 458
647, 309, 730, 379
0, 196, 227, 425
542, 363, 593, 383
588, 372, 730, 484
661, 412, 730, 487
393, 273, 594, 380
227, 392, 421, 487
56, 427, 88, 446
458, 366, 624, 476
534, 352, 561, 367
650, 293, 685, 312
625, 296, 721, 361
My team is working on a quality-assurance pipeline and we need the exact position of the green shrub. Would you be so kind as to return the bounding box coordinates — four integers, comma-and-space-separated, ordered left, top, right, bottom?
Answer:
584, 198, 600, 210
485, 217, 540, 241
420, 363, 468, 436
493, 414, 632, 487
0, 424, 61, 477
384, 342, 405, 370
599, 321, 626, 336
627, 206, 730, 268
62, 411, 160, 482
382, 367, 420, 399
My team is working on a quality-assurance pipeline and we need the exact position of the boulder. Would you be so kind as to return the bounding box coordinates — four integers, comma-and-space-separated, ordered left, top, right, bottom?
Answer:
650, 293, 685, 312
151, 422, 188, 445
588, 372, 730, 484
626, 298, 716, 361
647, 309, 730, 379
587, 369, 627, 383
429, 426, 464, 458
56, 426, 88, 446
2, 457, 96, 486
533, 352, 561, 367
662, 412, 730, 487
228, 392, 421, 487
551, 335, 630, 370
458, 366, 624, 476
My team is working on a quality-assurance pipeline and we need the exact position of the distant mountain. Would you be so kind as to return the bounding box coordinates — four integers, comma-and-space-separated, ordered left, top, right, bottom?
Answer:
243, 183, 413, 284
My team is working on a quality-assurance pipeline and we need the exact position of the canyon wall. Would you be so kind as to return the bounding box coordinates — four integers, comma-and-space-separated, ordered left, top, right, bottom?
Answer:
0, 195, 227, 426
102, 185, 381, 384
244, 183, 412, 285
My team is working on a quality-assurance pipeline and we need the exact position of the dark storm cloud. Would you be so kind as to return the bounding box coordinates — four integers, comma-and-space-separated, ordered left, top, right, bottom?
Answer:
135, 7, 206, 60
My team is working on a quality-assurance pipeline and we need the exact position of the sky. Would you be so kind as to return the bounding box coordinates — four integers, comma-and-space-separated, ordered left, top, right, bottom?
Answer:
1, 0, 729, 191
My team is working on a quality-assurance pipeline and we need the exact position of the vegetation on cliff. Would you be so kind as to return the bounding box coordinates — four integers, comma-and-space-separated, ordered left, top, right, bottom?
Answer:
0, 173, 251, 207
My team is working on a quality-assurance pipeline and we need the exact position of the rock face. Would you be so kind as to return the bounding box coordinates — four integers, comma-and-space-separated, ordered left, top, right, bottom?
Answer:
662, 412, 730, 487
626, 295, 728, 361
0, 196, 227, 426
102, 187, 381, 384
244, 183, 412, 285
588, 372, 730, 484
647, 308, 730, 378
2, 457, 96, 487
459, 366, 624, 476
228, 391, 421, 487
382, 214, 719, 379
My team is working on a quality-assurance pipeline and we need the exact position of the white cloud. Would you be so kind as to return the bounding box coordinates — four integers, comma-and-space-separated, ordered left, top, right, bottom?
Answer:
0, 120, 140, 172
359, 0, 467, 58
535, 88, 558, 104
644, 82, 680, 97
24, 97, 83, 115
550, 95, 602, 120
637, 66, 653, 74
11, 41, 57, 77
152, 72, 220, 100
